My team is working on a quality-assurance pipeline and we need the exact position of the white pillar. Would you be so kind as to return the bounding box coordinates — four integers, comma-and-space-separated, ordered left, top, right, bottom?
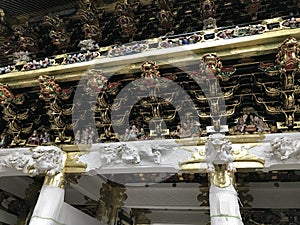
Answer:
29, 173, 103, 225
29, 173, 66, 225
209, 170, 243, 225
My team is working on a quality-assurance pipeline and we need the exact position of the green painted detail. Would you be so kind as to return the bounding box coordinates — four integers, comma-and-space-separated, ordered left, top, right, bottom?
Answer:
31, 216, 66, 225
211, 214, 242, 220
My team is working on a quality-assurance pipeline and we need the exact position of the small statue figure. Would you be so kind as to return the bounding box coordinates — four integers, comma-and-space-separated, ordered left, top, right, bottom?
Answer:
138, 128, 147, 140
173, 124, 183, 138
74, 130, 81, 144
191, 121, 202, 137
122, 128, 130, 141
286, 114, 294, 127
128, 125, 138, 141
40, 131, 51, 144
27, 130, 40, 146
181, 122, 192, 138
88, 127, 96, 144
285, 94, 294, 109
81, 128, 89, 144
285, 74, 294, 89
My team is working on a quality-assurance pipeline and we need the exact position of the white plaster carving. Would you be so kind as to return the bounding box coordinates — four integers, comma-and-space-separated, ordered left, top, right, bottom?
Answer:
270, 137, 300, 160
27, 146, 64, 176
96, 141, 176, 165
205, 133, 235, 172
78, 39, 100, 51
0, 152, 29, 173
0, 146, 63, 176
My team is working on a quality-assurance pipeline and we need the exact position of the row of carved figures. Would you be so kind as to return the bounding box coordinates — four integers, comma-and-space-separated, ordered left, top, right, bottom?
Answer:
0, 16, 299, 75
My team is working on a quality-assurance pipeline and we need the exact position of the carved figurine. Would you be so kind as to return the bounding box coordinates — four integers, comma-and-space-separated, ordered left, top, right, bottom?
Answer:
74, 130, 81, 144
138, 128, 147, 140
27, 130, 40, 146
81, 128, 89, 144
88, 127, 96, 144
128, 125, 139, 141
40, 131, 51, 145
122, 128, 130, 141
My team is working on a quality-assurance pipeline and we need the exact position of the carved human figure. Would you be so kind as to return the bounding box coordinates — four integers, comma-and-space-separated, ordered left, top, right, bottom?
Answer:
81, 128, 89, 144
128, 125, 138, 141
40, 131, 51, 144
286, 114, 294, 127
74, 130, 81, 144
181, 122, 192, 138
285, 94, 294, 109
88, 127, 96, 144
138, 128, 147, 140
122, 128, 130, 141
190, 121, 202, 137
285, 74, 294, 89
27, 130, 40, 146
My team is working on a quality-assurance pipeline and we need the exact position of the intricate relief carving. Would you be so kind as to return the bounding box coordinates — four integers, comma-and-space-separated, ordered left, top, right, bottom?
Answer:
43, 15, 70, 50
276, 37, 300, 73
0, 152, 29, 172
0, 146, 64, 176
199, 53, 236, 81
85, 69, 107, 94
97, 141, 178, 165
205, 133, 235, 172
270, 137, 300, 160
27, 146, 64, 176
259, 37, 300, 75
39, 75, 62, 100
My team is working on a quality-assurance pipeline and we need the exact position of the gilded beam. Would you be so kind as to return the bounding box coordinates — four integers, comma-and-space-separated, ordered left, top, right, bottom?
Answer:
1, 28, 300, 89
